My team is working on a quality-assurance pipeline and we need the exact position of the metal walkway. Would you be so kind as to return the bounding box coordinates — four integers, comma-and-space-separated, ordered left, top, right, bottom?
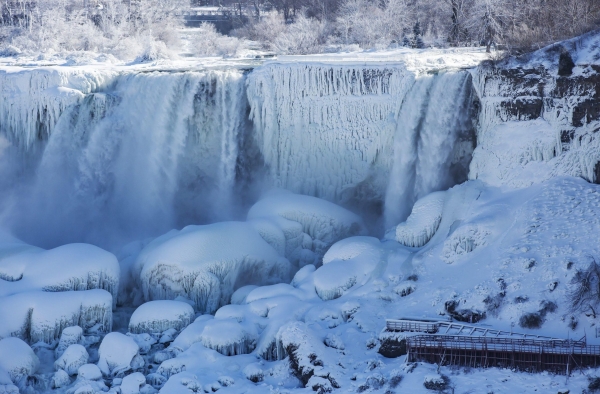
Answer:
386, 318, 585, 345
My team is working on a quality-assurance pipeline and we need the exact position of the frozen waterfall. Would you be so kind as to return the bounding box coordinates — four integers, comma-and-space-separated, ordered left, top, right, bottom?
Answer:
0, 63, 476, 248
247, 64, 476, 229
0, 69, 254, 249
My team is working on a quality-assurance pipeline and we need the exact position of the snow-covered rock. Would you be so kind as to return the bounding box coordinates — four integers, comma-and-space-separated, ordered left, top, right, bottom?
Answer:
129, 300, 194, 335
120, 372, 146, 394
248, 190, 367, 266
54, 344, 89, 376
135, 222, 292, 314
97, 332, 141, 377
77, 364, 102, 381
314, 237, 383, 300
200, 318, 258, 356
0, 289, 112, 344
51, 369, 70, 389
390, 191, 446, 247
0, 240, 120, 303
0, 338, 39, 386
55, 326, 84, 358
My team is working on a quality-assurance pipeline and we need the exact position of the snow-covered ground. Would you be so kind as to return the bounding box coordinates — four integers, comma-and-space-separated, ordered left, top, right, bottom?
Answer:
1, 37, 600, 394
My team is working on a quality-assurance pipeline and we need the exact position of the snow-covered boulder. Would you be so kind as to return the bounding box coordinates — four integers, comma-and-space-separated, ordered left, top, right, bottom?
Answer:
54, 344, 89, 376
275, 321, 340, 388
0, 338, 39, 386
314, 237, 382, 300
97, 332, 142, 377
0, 240, 120, 304
0, 289, 112, 344
135, 222, 292, 314
77, 364, 102, 381
247, 190, 367, 266
230, 285, 258, 305
129, 300, 194, 335
391, 191, 446, 247
120, 372, 146, 394
51, 369, 70, 389
200, 318, 258, 356
55, 326, 83, 358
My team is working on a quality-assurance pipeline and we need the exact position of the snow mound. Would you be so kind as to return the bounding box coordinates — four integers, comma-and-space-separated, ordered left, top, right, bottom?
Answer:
442, 224, 491, 264
54, 344, 89, 376
129, 300, 194, 335
136, 222, 292, 314
230, 285, 258, 305
391, 191, 446, 247
0, 289, 112, 344
97, 332, 142, 377
314, 237, 382, 300
0, 338, 39, 386
200, 318, 258, 356
248, 190, 367, 266
322, 236, 382, 265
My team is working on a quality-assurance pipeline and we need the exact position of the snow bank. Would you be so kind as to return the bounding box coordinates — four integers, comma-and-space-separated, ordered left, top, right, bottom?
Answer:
97, 332, 143, 377
0, 338, 38, 386
129, 300, 194, 335
248, 190, 367, 266
391, 191, 446, 247
0, 289, 112, 344
136, 222, 291, 314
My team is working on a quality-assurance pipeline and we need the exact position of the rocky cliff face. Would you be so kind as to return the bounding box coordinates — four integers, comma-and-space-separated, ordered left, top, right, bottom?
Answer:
469, 36, 600, 188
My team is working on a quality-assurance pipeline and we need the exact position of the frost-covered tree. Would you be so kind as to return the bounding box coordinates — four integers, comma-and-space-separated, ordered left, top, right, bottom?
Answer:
412, 20, 425, 48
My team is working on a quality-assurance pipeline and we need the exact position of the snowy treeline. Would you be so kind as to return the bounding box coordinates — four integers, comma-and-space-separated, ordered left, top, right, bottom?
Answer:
2, 0, 599, 58
0, 0, 185, 59
238, 0, 600, 53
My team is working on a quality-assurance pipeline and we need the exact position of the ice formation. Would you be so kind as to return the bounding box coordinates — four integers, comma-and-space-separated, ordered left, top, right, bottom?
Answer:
248, 190, 367, 265
135, 222, 292, 313
97, 332, 142, 377
0, 67, 116, 147
128, 300, 195, 334
247, 63, 475, 227
390, 191, 446, 247
469, 38, 600, 188
0, 338, 39, 386
0, 289, 112, 344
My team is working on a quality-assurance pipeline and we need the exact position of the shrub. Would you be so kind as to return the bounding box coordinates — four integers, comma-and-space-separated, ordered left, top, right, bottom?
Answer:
519, 312, 543, 329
